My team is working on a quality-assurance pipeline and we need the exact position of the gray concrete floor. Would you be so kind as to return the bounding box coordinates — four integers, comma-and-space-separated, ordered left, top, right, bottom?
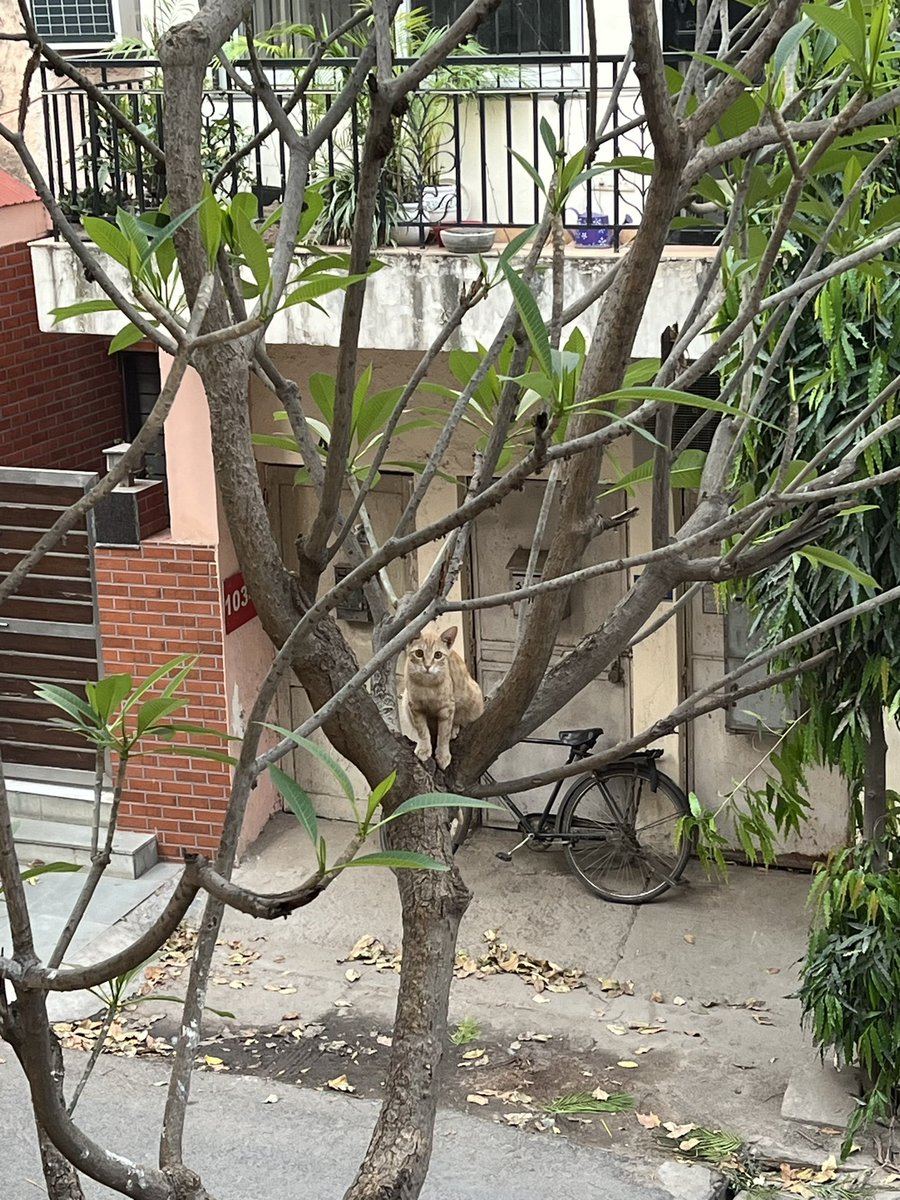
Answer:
190, 815, 831, 1160
0, 813, 859, 1196
1, 861, 179, 1020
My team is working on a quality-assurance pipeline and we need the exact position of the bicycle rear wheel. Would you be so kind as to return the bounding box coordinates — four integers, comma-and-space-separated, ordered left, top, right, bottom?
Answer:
559, 764, 691, 903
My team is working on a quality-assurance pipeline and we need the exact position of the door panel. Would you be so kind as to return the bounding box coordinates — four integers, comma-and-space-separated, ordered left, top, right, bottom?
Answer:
470, 479, 631, 828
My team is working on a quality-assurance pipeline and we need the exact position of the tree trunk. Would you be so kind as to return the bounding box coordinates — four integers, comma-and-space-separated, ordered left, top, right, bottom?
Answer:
34, 1032, 86, 1199
864, 697, 887, 849
344, 808, 471, 1200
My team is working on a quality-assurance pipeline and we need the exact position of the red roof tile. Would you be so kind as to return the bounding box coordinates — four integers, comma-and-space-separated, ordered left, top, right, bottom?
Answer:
0, 170, 39, 208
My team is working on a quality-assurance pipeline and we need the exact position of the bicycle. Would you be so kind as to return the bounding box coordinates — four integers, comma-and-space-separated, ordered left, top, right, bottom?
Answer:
453, 727, 693, 905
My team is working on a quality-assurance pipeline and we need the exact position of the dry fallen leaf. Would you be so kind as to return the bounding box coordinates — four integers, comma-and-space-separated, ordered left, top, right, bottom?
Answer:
766, 966, 781, 975
679, 1137, 700, 1151
345, 969, 361, 983
606, 1023, 627, 1036
617, 1060, 639, 1068
634, 1046, 652, 1055
466, 1094, 489, 1106
591, 1088, 610, 1101
532, 995, 550, 1004
683, 933, 696, 945
672, 996, 687, 1006
263, 1094, 279, 1104
376, 1034, 393, 1047
326, 1074, 355, 1093
636, 1112, 661, 1129
663, 1122, 695, 1139
650, 990, 664, 1003
203, 1055, 223, 1066
461, 1048, 485, 1060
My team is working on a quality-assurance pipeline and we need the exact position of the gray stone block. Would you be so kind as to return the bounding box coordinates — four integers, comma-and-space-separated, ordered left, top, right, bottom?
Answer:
657, 1159, 724, 1200
781, 1058, 866, 1129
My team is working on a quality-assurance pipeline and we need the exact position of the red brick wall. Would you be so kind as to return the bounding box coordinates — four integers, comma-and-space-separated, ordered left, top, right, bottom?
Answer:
0, 240, 125, 472
95, 541, 231, 859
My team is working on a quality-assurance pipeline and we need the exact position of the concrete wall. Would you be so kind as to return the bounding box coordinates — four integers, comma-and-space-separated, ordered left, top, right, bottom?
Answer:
31, 238, 717, 362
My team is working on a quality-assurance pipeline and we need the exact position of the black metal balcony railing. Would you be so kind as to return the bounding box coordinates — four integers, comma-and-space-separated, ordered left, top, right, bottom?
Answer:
39, 54, 711, 251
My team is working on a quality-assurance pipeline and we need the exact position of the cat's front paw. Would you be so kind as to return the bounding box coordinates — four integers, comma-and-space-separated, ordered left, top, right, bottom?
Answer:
435, 747, 451, 769
414, 741, 431, 762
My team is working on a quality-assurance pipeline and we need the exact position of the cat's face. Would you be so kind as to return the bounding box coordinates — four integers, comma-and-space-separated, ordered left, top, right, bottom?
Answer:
406, 627, 457, 680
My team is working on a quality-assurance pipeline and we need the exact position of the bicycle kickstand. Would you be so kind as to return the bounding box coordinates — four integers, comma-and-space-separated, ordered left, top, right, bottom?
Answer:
495, 835, 533, 863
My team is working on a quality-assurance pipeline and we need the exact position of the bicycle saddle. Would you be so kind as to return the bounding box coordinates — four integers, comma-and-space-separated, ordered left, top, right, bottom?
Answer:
558, 728, 602, 749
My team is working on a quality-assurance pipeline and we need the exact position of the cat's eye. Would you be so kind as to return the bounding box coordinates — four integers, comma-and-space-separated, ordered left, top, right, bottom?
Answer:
434, 652, 443, 660
414, 649, 424, 658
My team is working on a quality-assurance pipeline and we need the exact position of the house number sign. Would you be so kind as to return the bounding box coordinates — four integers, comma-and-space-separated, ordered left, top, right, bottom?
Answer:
223, 571, 257, 634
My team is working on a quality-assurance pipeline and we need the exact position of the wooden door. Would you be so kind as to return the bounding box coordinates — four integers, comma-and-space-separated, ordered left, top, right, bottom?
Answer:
268, 468, 415, 818
470, 478, 632, 827
0, 468, 101, 785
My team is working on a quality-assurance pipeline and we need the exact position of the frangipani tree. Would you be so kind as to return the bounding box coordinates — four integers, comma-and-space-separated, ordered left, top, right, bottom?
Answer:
3, 1, 900, 1197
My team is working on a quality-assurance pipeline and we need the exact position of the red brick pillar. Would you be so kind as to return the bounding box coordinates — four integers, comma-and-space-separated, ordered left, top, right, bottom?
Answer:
95, 540, 232, 858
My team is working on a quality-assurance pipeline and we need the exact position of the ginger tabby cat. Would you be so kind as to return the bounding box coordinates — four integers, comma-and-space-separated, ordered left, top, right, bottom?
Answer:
401, 625, 484, 769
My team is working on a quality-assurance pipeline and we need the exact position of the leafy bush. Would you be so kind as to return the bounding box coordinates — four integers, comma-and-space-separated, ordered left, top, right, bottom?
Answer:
796, 835, 900, 1153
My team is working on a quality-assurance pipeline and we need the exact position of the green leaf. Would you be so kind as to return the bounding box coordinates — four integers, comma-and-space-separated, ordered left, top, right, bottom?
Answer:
263, 725, 357, 806
599, 448, 708, 497
601, 385, 770, 424
382, 792, 504, 822
687, 50, 752, 86
88, 673, 133, 721
270, 764, 319, 846
82, 216, 131, 267
119, 655, 196, 715
199, 185, 223, 266
608, 156, 655, 175
499, 259, 552, 377
17, 861, 82, 883
233, 208, 271, 300
136, 696, 187, 736
365, 771, 397, 821
803, 4, 866, 66
499, 223, 539, 263
334, 851, 449, 872
51, 298, 121, 322
508, 149, 547, 196
297, 185, 325, 241
282, 273, 367, 309
109, 323, 146, 354
31, 682, 97, 725
539, 116, 557, 159
151, 744, 237, 764
771, 16, 813, 82
139, 201, 203, 268
798, 545, 879, 590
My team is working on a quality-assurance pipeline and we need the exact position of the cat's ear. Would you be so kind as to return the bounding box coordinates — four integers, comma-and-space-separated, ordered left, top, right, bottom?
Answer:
440, 626, 458, 649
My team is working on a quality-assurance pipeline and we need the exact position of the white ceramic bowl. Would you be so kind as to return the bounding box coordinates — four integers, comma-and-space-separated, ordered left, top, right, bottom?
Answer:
441, 226, 495, 254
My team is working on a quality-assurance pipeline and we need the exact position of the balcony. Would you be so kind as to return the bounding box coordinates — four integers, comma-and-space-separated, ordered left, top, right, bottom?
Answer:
33, 52, 718, 358
38, 53, 723, 249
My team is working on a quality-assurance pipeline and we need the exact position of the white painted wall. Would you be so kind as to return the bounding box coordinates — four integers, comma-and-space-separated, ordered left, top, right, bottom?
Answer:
30, 237, 717, 360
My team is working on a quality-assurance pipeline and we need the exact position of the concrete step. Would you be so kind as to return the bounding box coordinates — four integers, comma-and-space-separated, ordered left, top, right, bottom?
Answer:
12, 818, 159, 880
7, 784, 113, 829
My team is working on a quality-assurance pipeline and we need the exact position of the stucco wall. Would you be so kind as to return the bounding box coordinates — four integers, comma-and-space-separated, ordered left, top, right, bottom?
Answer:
31, 238, 717, 361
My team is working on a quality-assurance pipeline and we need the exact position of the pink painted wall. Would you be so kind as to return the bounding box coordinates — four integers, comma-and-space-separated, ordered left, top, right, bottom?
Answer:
158, 355, 219, 544
0, 198, 47, 248
158, 351, 279, 855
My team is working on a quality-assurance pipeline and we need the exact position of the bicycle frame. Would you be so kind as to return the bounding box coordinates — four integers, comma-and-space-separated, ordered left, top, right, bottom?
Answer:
485, 738, 665, 843
488, 736, 589, 841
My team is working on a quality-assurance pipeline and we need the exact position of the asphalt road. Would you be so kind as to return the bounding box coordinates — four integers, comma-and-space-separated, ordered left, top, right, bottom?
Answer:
0, 1053, 715, 1200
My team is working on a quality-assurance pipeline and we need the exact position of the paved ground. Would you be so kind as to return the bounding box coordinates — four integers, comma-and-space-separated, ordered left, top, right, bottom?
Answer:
0, 1052, 722, 1199
0, 861, 179, 1020
1, 813, 875, 1197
